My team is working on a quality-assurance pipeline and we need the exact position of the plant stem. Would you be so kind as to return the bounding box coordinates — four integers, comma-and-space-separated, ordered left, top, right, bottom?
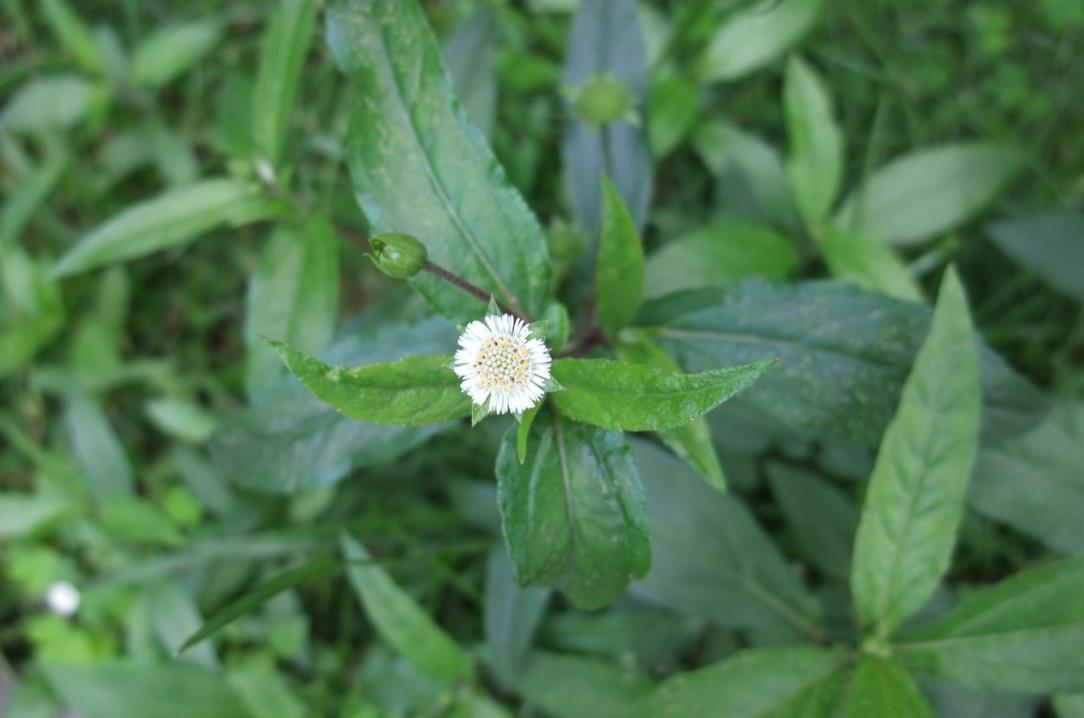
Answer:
422, 261, 523, 320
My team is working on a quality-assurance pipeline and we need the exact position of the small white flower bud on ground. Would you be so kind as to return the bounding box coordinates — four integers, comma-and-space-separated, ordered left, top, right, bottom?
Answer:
45, 581, 80, 617
454, 314, 552, 415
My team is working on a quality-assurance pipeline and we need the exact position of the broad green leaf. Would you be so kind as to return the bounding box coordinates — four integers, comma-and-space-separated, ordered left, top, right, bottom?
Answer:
766, 463, 859, 580
699, 0, 825, 83
148, 581, 217, 667
851, 269, 981, 637
1, 75, 96, 132
64, 392, 133, 502
484, 545, 550, 682
52, 179, 283, 277
513, 651, 653, 718
987, 212, 1084, 303
632, 646, 846, 718
629, 439, 823, 637
640, 279, 1045, 446
550, 357, 774, 431
252, 0, 317, 167
42, 0, 104, 74
1056, 694, 1084, 718
616, 339, 726, 491
442, 9, 498, 138
341, 533, 473, 680
496, 411, 650, 609
132, 21, 223, 88
648, 74, 697, 157
43, 661, 250, 718
245, 219, 339, 397
644, 221, 798, 299
596, 176, 645, 335
845, 658, 932, 718
896, 556, 1084, 693
0, 493, 70, 540
970, 401, 1084, 553
561, 0, 653, 234
272, 342, 468, 426
784, 56, 843, 227
819, 226, 923, 302
229, 655, 306, 718
211, 314, 453, 493
326, 0, 550, 320
836, 143, 1022, 247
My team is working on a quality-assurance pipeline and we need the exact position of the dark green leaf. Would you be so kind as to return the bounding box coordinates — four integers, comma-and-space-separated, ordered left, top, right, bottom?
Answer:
327, 0, 550, 320
1056, 694, 1084, 718
496, 411, 650, 609
597, 176, 645, 335
851, 269, 981, 637
845, 658, 932, 718
442, 9, 498, 138
1, 248, 65, 377
484, 545, 550, 682
784, 56, 842, 227
987, 212, 1084, 303
513, 651, 653, 718
132, 22, 223, 88
698, 0, 826, 83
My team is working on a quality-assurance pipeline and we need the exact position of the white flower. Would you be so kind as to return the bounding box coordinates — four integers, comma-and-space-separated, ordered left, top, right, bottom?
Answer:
454, 314, 552, 416
45, 581, 80, 617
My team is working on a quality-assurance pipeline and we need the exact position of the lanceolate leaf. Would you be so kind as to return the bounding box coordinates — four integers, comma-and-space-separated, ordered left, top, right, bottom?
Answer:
639, 279, 1045, 445
52, 179, 283, 277
596, 176, 645, 335
895, 556, 1084, 693
272, 341, 469, 426
253, 0, 317, 166
632, 646, 847, 718
495, 410, 651, 610
851, 269, 981, 637
131, 21, 223, 89
784, 56, 843, 227
845, 658, 933, 718
699, 0, 826, 83
341, 533, 473, 681
326, 0, 550, 320
818, 226, 923, 302
550, 357, 775, 431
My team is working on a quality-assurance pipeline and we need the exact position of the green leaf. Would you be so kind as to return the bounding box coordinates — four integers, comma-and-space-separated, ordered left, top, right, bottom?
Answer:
484, 545, 550, 683
496, 410, 650, 610
272, 341, 468, 426
148, 581, 217, 668
42, 0, 104, 75
648, 74, 697, 157
132, 21, 223, 88
629, 439, 823, 637
550, 357, 774, 431
0, 493, 70, 540
100, 497, 184, 547
1, 136, 69, 243
43, 661, 250, 718
784, 56, 843, 227
987, 212, 1084, 303
229, 655, 307, 718
632, 646, 846, 718
340, 532, 473, 680
616, 339, 726, 491
640, 279, 1045, 446
596, 176, 645, 335
180, 558, 339, 654
561, 0, 653, 234
52, 179, 283, 277
644, 221, 798, 299
851, 269, 980, 637
836, 143, 1022, 247
970, 401, 1084, 553
845, 658, 933, 718
64, 391, 133, 502
895, 555, 1084, 693
252, 0, 317, 167
145, 397, 218, 444
516, 402, 542, 464
818, 226, 923, 302
326, 0, 550, 320
1, 75, 96, 132
512, 651, 653, 718
245, 218, 339, 397
1056, 694, 1084, 718
0, 248, 65, 377
442, 9, 498, 139
699, 0, 826, 83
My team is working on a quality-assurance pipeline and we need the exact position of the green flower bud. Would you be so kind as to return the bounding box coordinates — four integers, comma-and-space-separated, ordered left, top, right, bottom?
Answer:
567, 74, 638, 129
369, 233, 427, 279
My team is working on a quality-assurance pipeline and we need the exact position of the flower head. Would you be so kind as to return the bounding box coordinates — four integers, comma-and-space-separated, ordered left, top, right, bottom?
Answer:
454, 314, 552, 415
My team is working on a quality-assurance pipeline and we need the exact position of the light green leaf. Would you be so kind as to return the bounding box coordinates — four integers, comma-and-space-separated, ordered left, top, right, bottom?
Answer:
442, 9, 498, 139
819, 226, 923, 302
1056, 694, 1084, 718
648, 74, 697, 157
484, 545, 550, 683
512, 651, 653, 718
1, 75, 96, 132
644, 221, 798, 299
550, 357, 774, 431
43, 661, 250, 718
42, 0, 104, 74
100, 497, 184, 547
632, 646, 847, 718
245, 218, 339, 397
845, 658, 932, 718
148, 581, 217, 667
229, 655, 306, 718
597, 176, 644, 335
52, 179, 283, 277
851, 269, 981, 638
896, 555, 1084, 693
327, 0, 550, 320
253, 0, 317, 166
496, 411, 650, 610
64, 392, 133, 502
341, 533, 473, 681
699, 0, 825, 83
145, 397, 218, 444
836, 143, 1022, 247
0, 493, 70, 540
132, 21, 223, 88
516, 403, 542, 464
271, 341, 469, 426
784, 56, 843, 227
